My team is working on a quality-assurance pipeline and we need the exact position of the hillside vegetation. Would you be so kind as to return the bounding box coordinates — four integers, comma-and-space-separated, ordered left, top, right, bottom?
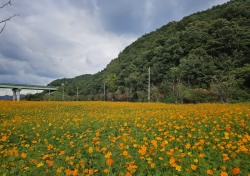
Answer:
30, 0, 250, 103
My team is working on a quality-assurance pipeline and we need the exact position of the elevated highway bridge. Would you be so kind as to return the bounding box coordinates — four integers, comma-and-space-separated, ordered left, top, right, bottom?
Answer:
0, 83, 58, 101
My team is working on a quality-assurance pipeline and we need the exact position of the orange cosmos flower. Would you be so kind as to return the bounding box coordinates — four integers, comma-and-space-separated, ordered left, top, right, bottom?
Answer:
225, 125, 231, 131
71, 168, 78, 176
0, 135, 7, 141
65, 169, 71, 176
238, 145, 248, 153
220, 171, 228, 176
232, 167, 240, 175
185, 143, 191, 149
191, 164, 197, 171
149, 149, 154, 154
106, 158, 114, 165
46, 160, 54, 166
169, 157, 175, 165
127, 163, 138, 173
103, 169, 109, 173
59, 150, 65, 156
95, 131, 100, 137
21, 152, 27, 158
47, 144, 53, 151
198, 153, 205, 158
138, 145, 147, 155
126, 173, 132, 176
207, 170, 213, 175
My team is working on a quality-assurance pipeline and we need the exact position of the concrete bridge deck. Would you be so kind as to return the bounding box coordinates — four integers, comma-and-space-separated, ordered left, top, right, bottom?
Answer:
0, 83, 57, 101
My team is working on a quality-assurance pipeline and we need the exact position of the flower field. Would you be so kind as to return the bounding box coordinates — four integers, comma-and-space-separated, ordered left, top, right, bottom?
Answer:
0, 101, 249, 176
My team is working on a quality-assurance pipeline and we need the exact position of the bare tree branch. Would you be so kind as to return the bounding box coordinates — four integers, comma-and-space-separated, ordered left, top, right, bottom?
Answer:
0, 0, 17, 34
0, 14, 17, 33
0, 14, 16, 24
0, 22, 6, 33
0, 0, 12, 9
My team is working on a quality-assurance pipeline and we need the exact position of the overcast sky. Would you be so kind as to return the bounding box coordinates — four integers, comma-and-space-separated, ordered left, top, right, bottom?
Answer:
0, 0, 229, 95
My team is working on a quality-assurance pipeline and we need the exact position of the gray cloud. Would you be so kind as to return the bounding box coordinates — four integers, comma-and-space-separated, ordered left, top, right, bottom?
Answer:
94, 0, 229, 34
0, 0, 229, 95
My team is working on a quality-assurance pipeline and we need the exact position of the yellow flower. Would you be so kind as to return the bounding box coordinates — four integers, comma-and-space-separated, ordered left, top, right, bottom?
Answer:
56, 167, 63, 173
123, 151, 128, 156
47, 144, 53, 151
176, 165, 182, 172
133, 144, 138, 148
150, 163, 156, 169
151, 140, 158, 149
88, 147, 93, 153
105, 152, 112, 159
88, 169, 94, 175
37, 162, 44, 167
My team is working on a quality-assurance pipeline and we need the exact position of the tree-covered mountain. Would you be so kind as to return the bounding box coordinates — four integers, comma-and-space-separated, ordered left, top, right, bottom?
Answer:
38, 0, 250, 103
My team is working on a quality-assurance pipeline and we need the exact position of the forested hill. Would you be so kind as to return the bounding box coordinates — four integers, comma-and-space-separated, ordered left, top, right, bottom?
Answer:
38, 0, 250, 103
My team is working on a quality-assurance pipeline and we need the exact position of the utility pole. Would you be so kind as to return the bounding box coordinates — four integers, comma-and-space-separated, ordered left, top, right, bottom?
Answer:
148, 67, 150, 102
63, 88, 64, 101
104, 81, 106, 101
62, 83, 64, 101
49, 89, 50, 101
77, 87, 78, 101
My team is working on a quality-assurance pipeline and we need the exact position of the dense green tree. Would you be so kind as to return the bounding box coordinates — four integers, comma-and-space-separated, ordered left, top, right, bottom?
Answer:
179, 48, 216, 87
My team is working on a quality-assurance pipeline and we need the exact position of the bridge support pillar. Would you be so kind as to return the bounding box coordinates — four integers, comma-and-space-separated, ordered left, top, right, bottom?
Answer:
17, 89, 21, 101
12, 88, 17, 101
12, 88, 22, 101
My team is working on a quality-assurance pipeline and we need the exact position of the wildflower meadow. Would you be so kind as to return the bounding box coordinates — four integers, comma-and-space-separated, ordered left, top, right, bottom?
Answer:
0, 101, 249, 175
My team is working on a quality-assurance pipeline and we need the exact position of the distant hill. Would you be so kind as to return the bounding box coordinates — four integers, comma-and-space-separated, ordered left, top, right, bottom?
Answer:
0, 95, 26, 100
0, 95, 12, 100
38, 0, 249, 103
